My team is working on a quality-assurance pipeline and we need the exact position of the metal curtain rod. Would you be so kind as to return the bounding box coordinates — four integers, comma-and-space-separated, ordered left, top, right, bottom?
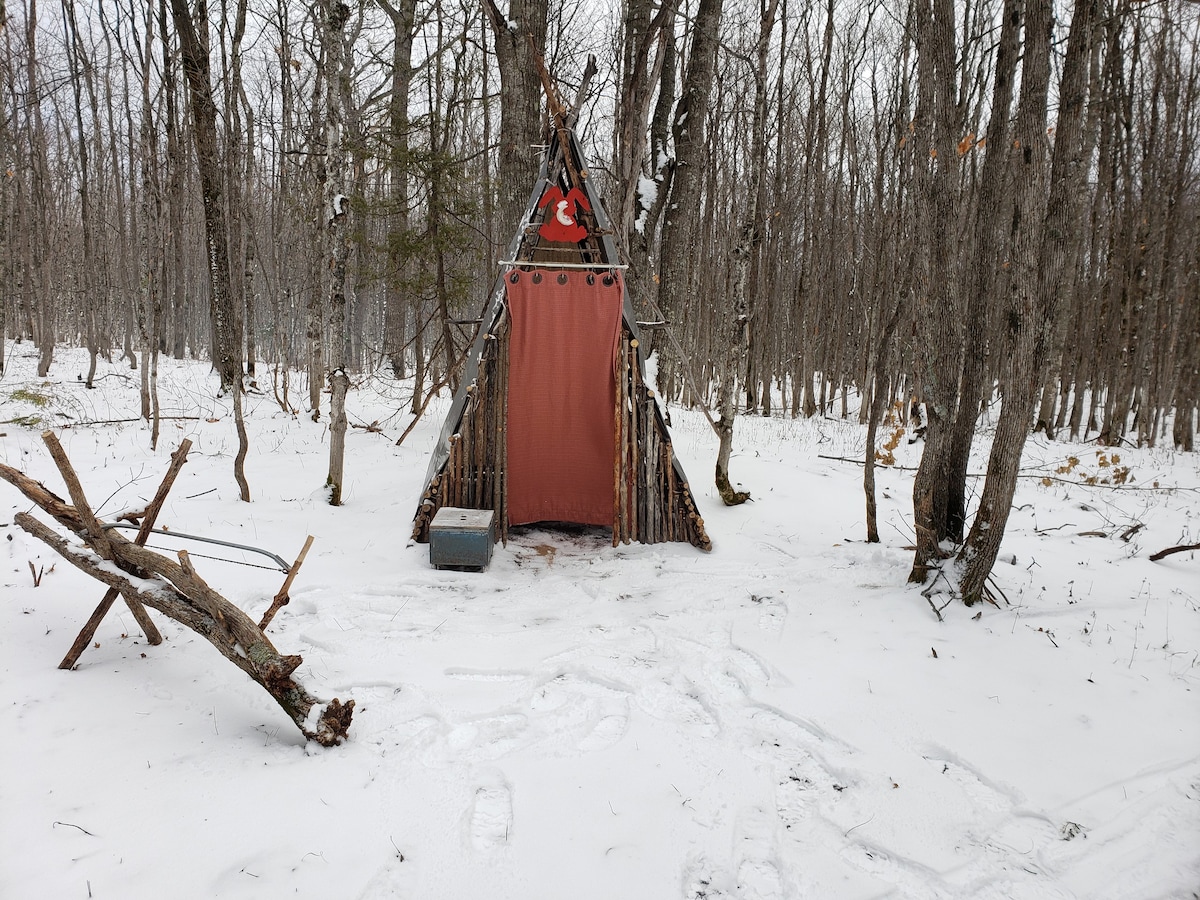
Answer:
498, 260, 629, 270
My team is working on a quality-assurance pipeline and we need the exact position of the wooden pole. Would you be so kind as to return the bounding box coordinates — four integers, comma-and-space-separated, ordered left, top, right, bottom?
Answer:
462, 389, 474, 507
479, 354, 491, 506
258, 534, 315, 631
645, 392, 658, 543
667, 448, 678, 541
499, 323, 509, 544
474, 377, 485, 507
628, 339, 639, 544
613, 330, 625, 547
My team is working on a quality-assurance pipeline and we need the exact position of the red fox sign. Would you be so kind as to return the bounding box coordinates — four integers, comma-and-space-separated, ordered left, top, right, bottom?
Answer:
536, 186, 590, 243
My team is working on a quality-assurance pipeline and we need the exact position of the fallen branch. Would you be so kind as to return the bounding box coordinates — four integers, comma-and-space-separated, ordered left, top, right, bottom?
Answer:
395, 368, 456, 447
0, 443, 352, 746
1119, 522, 1145, 542
1149, 543, 1200, 562
818, 454, 1200, 492
63, 416, 203, 427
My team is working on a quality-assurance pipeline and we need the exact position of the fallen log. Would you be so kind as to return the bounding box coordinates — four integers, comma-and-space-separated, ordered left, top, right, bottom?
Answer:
0, 439, 353, 746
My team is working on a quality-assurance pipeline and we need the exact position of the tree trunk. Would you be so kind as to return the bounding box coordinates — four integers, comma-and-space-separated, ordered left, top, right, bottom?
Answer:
322, 0, 353, 504
945, 0, 1021, 543
907, 0, 963, 583
612, 0, 677, 310
379, 0, 416, 380
168, 0, 242, 392
24, 0, 54, 377
717, 0, 778, 505
864, 297, 905, 542
63, 0, 98, 391
327, 368, 349, 505
960, 0, 1096, 605
159, 0, 188, 362
483, 0, 548, 238
656, 0, 724, 396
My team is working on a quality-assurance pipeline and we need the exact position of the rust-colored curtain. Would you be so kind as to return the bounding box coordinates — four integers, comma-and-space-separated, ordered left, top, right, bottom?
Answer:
505, 270, 623, 527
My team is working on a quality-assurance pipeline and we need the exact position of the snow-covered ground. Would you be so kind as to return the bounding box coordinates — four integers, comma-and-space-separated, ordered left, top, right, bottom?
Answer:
1, 346, 1197, 900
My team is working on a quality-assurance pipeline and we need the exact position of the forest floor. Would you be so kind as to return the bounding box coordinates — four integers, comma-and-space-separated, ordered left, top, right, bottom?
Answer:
1, 346, 1197, 900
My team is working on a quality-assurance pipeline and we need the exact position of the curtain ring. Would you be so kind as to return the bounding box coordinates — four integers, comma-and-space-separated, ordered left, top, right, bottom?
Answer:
602, 274, 614, 287
532, 272, 543, 284
509, 271, 520, 284
586, 273, 595, 286
557, 272, 568, 285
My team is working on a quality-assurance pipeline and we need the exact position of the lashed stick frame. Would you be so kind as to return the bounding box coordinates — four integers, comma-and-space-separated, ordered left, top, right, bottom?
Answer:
412, 109, 710, 552
0, 433, 352, 746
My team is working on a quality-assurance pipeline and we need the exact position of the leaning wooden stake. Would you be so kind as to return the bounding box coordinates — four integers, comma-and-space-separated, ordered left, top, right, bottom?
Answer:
259, 534, 315, 631
57, 436, 192, 669
0, 439, 352, 746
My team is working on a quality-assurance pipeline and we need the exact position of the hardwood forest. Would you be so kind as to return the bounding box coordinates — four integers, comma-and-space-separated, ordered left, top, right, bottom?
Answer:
1, 0, 1197, 606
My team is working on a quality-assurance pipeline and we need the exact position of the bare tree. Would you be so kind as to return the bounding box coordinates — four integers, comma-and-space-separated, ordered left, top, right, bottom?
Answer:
169, 0, 249, 500
483, 0, 548, 237
945, 0, 1022, 543
322, 0, 353, 506
0, 0, 9, 374
611, 0, 677, 303
378, 0, 417, 382
656, 0, 724, 397
907, 0, 964, 584
716, 0, 779, 506
960, 0, 1097, 605
168, 0, 243, 393
22, 0, 54, 377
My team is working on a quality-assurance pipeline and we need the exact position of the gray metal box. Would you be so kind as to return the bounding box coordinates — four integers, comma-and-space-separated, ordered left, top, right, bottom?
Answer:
429, 507, 496, 570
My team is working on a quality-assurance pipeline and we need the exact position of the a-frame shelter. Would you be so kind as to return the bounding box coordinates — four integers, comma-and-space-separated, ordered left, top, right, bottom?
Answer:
412, 89, 711, 552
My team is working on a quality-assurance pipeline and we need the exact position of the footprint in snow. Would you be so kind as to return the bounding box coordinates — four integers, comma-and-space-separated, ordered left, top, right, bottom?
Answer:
838, 841, 953, 900
728, 646, 771, 684
636, 681, 719, 736
680, 853, 735, 900
923, 751, 1021, 815
734, 806, 786, 900
756, 597, 788, 635
469, 781, 513, 851
578, 713, 629, 752
429, 713, 528, 765
355, 860, 414, 900
528, 673, 631, 752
